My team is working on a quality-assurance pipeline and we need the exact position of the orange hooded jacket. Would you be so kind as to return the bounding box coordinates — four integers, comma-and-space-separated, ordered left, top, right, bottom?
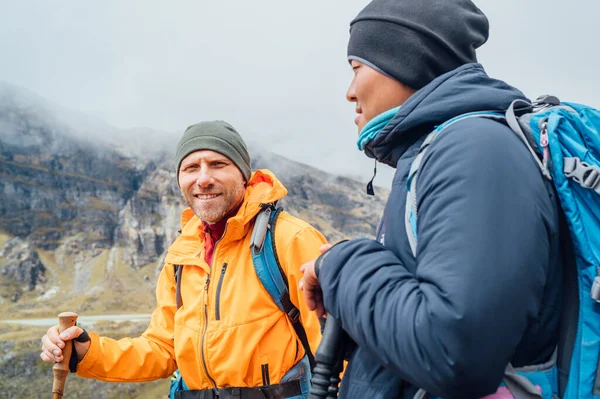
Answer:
76, 169, 327, 389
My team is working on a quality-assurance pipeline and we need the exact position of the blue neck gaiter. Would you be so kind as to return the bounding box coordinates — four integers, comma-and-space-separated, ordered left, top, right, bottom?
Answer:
356, 106, 401, 151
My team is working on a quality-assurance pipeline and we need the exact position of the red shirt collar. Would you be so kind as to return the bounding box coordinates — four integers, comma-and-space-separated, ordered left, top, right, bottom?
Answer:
202, 217, 227, 243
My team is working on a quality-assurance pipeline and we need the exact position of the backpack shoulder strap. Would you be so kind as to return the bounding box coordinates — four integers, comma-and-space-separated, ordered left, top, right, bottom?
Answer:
251, 203, 317, 371
404, 111, 506, 257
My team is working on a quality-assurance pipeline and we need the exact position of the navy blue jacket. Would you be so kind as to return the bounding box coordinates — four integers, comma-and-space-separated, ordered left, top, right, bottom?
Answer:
317, 63, 563, 398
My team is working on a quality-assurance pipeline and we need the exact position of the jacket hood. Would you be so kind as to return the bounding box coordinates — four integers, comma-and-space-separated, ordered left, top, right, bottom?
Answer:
364, 63, 529, 166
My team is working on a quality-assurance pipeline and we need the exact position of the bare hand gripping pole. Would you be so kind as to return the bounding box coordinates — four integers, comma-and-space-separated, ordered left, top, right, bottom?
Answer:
52, 312, 78, 399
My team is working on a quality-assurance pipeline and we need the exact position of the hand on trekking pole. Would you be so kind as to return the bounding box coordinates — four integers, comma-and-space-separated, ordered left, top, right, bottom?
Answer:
300, 243, 332, 318
40, 323, 91, 364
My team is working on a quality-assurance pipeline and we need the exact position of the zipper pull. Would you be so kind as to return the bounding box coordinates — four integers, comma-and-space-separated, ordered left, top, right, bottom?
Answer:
204, 276, 210, 291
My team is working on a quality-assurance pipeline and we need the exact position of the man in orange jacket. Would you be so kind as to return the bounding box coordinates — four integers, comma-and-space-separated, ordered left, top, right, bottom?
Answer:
40, 121, 327, 399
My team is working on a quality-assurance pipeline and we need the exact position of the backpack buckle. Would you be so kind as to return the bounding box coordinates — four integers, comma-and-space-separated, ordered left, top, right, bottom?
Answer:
250, 206, 272, 254
534, 95, 560, 106
287, 307, 300, 323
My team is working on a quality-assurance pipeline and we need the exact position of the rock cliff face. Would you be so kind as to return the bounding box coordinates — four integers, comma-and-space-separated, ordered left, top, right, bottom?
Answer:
0, 82, 389, 316
0, 238, 46, 302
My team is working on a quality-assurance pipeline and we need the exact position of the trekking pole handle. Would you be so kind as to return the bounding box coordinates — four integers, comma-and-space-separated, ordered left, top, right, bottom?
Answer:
309, 315, 345, 399
52, 312, 78, 399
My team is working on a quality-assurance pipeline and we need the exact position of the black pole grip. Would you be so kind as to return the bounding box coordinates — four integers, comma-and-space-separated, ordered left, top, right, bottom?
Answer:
309, 315, 345, 399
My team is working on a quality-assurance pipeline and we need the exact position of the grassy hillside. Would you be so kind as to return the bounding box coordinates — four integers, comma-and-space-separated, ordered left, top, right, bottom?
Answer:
0, 320, 170, 399
1, 245, 158, 320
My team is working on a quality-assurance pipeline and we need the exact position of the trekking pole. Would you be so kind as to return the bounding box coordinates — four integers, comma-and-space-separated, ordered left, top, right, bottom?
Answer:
309, 315, 346, 399
52, 312, 78, 399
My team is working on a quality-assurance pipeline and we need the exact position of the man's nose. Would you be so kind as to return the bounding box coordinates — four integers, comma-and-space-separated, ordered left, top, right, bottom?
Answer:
196, 170, 214, 187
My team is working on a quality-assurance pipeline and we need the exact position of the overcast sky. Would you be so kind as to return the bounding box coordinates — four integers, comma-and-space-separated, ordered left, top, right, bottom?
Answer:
1, 1, 598, 187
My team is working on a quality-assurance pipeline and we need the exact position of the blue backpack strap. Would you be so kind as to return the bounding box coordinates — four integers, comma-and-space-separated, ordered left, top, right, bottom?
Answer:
404, 111, 506, 258
251, 203, 316, 371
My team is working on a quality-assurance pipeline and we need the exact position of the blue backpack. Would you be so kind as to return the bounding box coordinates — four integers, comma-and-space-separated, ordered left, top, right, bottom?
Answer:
169, 204, 315, 399
406, 95, 600, 399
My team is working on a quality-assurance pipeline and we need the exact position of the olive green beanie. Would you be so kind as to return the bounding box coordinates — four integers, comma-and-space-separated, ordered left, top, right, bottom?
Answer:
175, 120, 252, 183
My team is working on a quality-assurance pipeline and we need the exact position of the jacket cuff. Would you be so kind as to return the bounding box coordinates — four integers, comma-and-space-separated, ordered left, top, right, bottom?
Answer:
315, 240, 348, 280
75, 332, 100, 376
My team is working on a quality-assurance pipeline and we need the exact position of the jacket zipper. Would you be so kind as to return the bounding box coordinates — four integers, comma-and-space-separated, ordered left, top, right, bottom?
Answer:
201, 276, 217, 389
199, 224, 228, 390
215, 263, 228, 321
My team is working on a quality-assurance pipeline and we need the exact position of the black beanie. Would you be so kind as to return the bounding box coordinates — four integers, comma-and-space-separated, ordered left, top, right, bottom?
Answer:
347, 0, 489, 90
